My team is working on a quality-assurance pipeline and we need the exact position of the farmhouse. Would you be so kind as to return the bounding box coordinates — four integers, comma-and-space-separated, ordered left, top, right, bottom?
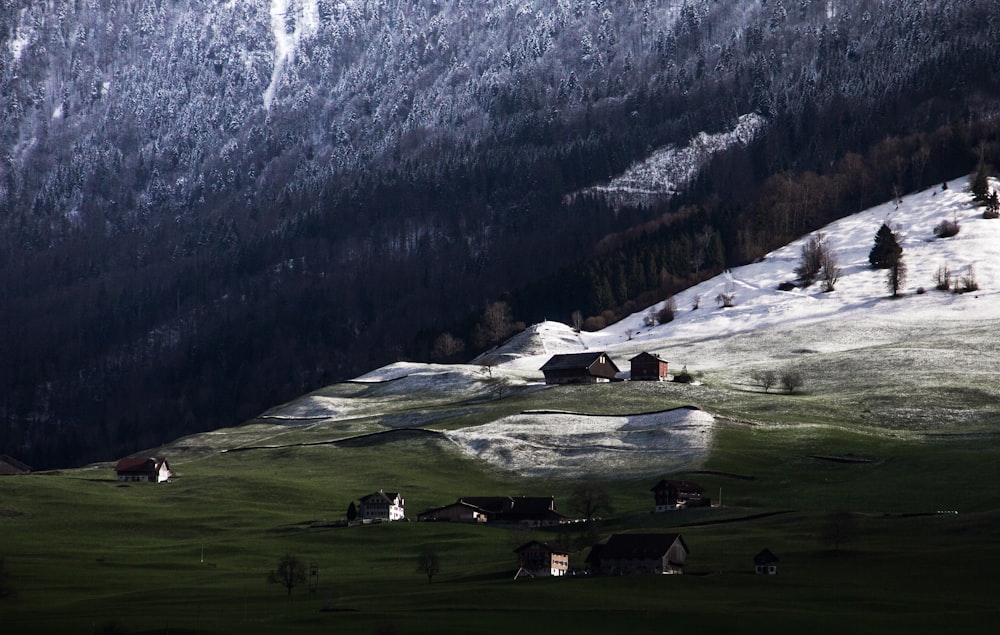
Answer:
419, 496, 567, 526
754, 548, 780, 575
115, 457, 173, 483
629, 352, 669, 381
586, 533, 689, 575
358, 489, 405, 521
417, 500, 489, 523
514, 540, 570, 578
0, 454, 31, 475
650, 478, 708, 511
539, 352, 620, 384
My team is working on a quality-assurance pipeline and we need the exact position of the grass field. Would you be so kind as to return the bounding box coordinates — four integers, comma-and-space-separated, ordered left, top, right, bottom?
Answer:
2, 412, 998, 634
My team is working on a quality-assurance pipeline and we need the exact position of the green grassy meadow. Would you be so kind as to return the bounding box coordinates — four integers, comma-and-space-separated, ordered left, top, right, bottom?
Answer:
2, 377, 999, 633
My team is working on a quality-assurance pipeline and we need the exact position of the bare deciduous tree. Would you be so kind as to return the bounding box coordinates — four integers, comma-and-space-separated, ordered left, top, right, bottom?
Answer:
431, 332, 465, 361
569, 483, 614, 523
820, 510, 856, 554
820, 250, 841, 293
416, 547, 440, 584
780, 370, 804, 394
751, 369, 778, 393
268, 554, 307, 596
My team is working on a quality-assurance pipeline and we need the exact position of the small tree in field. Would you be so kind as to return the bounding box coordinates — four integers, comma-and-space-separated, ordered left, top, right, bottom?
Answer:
346, 501, 358, 522
780, 370, 804, 394
268, 554, 307, 597
820, 250, 841, 293
569, 483, 613, 524
935, 263, 951, 291
887, 258, 907, 297
821, 510, 856, 554
416, 547, 440, 584
751, 369, 777, 393
794, 233, 827, 287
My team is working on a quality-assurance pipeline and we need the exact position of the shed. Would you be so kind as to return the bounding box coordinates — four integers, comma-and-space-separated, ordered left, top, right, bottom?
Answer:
629, 352, 669, 381
754, 548, 780, 575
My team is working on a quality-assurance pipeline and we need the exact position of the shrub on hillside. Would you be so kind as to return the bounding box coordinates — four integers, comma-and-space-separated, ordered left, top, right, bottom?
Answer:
657, 297, 677, 324
933, 218, 960, 238
583, 316, 606, 331
673, 366, 694, 384
935, 263, 951, 291
957, 265, 979, 293
777, 281, 797, 291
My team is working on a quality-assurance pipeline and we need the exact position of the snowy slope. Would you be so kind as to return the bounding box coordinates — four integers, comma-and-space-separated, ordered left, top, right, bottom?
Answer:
505, 177, 1000, 372
261, 177, 1000, 476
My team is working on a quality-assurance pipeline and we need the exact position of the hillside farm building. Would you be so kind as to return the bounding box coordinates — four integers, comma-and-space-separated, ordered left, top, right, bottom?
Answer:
115, 457, 173, 483
514, 540, 570, 578
754, 548, 780, 575
419, 496, 567, 526
586, 533, 689, 575
539, 352, 620, 384
629, 352, 669, 381
358, 490, 405, 521
650, 479, 708, 511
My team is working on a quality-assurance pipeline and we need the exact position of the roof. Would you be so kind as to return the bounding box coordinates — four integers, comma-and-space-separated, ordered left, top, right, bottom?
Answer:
513, 540, 569, 556
594, 533, 690, 560
457, 496, 556, 516
360, 490, 401, 504
114, 457, 167, 473
754, 548, 780, 564
418, 500, 487, 516
539, 352, 619, 373
650, 479, 704, 493
629, 352, 667, 363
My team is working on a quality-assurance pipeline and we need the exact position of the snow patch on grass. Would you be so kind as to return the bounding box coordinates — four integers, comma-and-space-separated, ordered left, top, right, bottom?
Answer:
446, 407, 714, 477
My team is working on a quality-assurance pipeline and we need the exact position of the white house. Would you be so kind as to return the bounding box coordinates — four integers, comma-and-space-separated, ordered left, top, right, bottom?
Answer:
114, 456, 173, 483
358, 489, 405, 521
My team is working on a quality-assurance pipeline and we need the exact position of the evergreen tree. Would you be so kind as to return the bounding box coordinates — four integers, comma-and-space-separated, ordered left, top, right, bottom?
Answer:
970, 161, 990, 202
868, 223, 902, 269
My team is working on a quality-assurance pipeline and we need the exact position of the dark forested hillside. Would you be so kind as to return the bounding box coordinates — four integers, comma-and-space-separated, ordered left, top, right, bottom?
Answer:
2, 1, 1000, 468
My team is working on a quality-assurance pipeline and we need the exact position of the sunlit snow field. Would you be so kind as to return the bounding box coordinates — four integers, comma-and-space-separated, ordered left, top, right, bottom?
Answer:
179, 178, 1000, 474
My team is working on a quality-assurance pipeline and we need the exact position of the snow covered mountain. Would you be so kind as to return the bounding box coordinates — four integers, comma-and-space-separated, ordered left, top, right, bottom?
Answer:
3, 1, 1000, 470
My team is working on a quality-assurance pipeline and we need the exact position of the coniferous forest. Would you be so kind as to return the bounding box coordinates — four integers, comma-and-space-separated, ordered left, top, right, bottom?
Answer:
2, 1, 1000, 468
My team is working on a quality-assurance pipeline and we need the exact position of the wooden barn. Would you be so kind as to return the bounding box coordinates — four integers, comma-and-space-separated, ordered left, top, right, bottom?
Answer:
586, 533, 689, 575
539, 352, 620, 384
629, 352, 669, 381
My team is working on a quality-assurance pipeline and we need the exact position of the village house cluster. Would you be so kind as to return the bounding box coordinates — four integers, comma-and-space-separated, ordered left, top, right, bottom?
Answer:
100, 460, 783, 578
